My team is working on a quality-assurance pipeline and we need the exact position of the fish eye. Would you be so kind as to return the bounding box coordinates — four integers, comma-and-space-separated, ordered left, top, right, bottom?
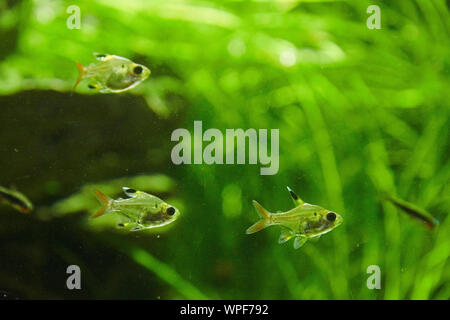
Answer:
167, 207, 176, 216
125, 188, 136, 194
133, 66, 143, 75
326, 212, 336, 222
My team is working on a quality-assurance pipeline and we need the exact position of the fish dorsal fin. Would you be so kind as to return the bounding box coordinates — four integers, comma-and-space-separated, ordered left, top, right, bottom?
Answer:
122, 187, 138, 198
293, 237, 307, 249
122, 187, 162, 202
93, 53, 113, 61
278, 228, 294, 244
287, 186, 304, 207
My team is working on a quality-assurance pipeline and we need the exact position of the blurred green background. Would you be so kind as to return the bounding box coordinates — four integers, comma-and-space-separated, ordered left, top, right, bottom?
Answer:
0, 0, 448, 299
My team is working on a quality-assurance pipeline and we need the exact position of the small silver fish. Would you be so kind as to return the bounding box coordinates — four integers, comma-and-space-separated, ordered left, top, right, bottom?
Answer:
0, 186, 33, 214
73, 53, 150, 93
246, 186, 343, 249
93, 187, 180, 231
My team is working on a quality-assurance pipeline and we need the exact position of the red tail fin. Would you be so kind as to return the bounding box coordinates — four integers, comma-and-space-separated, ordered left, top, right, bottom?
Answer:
93, 189, 110, 218
73, 62, 85, 91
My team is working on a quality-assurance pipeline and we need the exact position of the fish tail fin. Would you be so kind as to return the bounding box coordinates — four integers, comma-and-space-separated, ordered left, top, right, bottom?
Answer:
73, 62, 85, 91
246, 200, 271, 234
92, 189, 112, 218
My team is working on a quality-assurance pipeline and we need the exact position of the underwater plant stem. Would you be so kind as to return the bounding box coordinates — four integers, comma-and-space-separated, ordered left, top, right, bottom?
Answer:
101, 235, 209, 300
294, 77, 349, 299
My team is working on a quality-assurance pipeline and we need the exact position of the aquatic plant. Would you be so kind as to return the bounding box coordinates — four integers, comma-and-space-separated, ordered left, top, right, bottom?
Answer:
0, 0, 448, 299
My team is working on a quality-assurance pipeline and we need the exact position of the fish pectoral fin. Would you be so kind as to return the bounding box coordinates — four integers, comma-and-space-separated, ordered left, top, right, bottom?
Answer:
278, 229, 295, 244
293, 237, 307, 249
287, 186, 304, 207
310, 235, 321, 242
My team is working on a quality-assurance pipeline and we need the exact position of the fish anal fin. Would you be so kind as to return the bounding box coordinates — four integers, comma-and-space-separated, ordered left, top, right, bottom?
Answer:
287, 186, 304, 207
293, 237, 307, 249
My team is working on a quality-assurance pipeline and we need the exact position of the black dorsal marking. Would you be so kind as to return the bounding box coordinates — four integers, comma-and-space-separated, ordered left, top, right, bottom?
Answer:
289, 190, 298, 200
